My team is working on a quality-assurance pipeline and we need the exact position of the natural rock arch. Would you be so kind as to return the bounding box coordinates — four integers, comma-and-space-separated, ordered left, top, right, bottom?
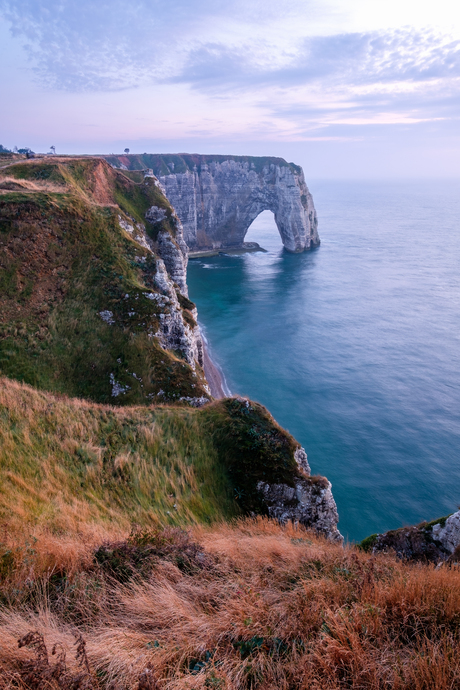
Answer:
106, 154, 320, 253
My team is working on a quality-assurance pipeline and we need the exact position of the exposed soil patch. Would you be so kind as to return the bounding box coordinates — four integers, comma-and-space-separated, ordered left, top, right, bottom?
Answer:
0, 213, 68, 325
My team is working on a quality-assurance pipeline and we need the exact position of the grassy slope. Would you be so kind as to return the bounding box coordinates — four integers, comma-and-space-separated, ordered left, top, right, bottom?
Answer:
2, 518, 460, 690
0, 376, 306, 537
0, 157, 313, 530
0, 157, 208, 404
0, 376, 236, 536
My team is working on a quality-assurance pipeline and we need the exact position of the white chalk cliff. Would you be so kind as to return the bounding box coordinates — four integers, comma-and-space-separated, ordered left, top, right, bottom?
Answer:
107, 154, 319, 253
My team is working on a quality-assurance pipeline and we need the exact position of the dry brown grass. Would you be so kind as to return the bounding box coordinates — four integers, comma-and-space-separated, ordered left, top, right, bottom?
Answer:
0, 175, 68, 194
1, 518, 460, 689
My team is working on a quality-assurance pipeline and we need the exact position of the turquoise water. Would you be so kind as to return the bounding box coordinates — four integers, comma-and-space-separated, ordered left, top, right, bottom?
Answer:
187, 180, 460, 542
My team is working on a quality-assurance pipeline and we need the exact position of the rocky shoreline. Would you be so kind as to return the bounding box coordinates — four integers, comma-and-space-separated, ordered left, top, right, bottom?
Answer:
188, 242, 266, 258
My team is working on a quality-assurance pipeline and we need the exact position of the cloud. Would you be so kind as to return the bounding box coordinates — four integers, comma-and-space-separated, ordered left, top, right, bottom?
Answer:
1, 0, 459, 143
174, 30, 460, 91
0, 0, 303, 90
0, 0, 231, 90
169, 29, 460, 134
1, 0, 459, 98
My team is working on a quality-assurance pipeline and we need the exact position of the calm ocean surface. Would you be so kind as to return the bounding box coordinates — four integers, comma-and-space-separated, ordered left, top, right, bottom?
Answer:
187, 180, 460, 542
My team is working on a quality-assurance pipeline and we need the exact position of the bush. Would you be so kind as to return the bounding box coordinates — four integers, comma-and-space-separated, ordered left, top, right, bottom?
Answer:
94, 527, 210, 581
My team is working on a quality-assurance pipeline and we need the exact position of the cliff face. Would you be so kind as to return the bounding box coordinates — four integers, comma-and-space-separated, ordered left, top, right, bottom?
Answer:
361, 510, 460, 563
116, 213, 206, 387
105, 154, 319, 253
0, 158, 210, 406
258, 447, 343, 543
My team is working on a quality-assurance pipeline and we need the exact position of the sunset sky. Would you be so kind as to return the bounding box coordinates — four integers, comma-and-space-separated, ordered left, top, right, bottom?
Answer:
1, 0, 459, 177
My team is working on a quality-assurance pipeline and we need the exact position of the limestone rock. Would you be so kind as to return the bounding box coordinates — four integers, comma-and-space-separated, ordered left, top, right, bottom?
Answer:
145, 205, 167, 224
432, 511, 460, 553
257, 446, 343, 543
158, 157, 319, 253
117, 214, 206, 379
156, 229, 189, 296
153, 258, 206, 378
362, 510, 460, 563
294, 446, 311, 475
107, 154, 319, 253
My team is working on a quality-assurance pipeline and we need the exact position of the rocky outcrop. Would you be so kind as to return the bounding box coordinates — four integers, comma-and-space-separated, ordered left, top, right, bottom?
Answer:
106, 154, 319, 253
156, 229, 189, 296
360, 511, 460, 563
257, 447, 343, 543
146, 205, 190, 296
117, 213, 206, 380
153, 257, 205, 375
432, 511, 460, 553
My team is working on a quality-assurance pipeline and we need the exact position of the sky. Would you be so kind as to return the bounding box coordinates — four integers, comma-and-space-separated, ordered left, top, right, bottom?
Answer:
1, 0, 459, 178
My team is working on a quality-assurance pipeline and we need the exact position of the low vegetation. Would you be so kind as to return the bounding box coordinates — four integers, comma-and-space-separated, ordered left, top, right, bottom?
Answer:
0, 376, 308, 541
1, 154, 459, 688
1, 518, 460, 689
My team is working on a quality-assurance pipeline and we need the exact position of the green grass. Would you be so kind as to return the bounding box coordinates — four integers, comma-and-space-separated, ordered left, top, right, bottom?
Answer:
423, 515, 453, 531
358, 533, 378, 552
202, 397, 299, 512
0, 377, 304, 535
0, 377, 235, 533
104, 153, 296, 176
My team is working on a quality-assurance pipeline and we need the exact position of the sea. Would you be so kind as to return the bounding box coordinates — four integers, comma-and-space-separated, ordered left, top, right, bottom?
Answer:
187, 180, 460, 542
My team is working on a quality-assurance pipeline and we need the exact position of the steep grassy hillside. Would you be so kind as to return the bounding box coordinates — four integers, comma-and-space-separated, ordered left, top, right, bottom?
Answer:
0, 157, 320, 531
0, 376, 233, 535
0, 157, 208, 404
0, 376, 306, 537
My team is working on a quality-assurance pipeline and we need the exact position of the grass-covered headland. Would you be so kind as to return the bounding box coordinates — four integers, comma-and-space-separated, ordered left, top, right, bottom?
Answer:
1, 156, 460, 689
0, 376, 306, 535
0, 157, 209, 404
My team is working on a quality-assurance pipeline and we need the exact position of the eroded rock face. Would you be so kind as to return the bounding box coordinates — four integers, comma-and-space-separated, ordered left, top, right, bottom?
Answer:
117, 214, 207, 382
432, 511, 460, 553
158, 158, 319, 253
153, 257, 205, 375
106, 154, 319, 253
257, 446, 343, 543
362, 510, 460, 563
156, 229, 189, 297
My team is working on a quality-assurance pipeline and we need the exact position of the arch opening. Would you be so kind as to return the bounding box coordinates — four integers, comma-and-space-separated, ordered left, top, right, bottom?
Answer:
244, 210, 283, 252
